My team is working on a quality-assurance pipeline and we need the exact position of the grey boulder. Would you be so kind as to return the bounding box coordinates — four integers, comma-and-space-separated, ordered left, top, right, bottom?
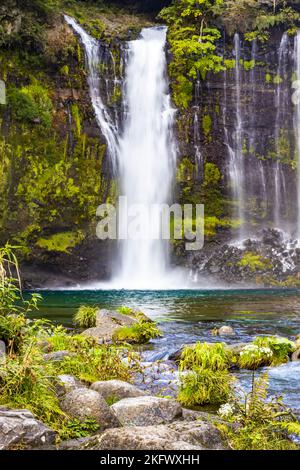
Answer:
90, 380, 146, 401
111, 396, 182, 426
0, 408, 56, 450
60, 388, 120, 430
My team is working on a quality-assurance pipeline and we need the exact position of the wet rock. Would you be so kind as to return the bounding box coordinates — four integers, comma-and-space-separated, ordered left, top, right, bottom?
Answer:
90, 380, 146, 401
291, 349, 300, 361
60, 389, 120, 430
111, 396, 182, 426
56, 375, 86, 397
0, 408, 56, 450
83, 419, 227, 450
82, 309, 138, 342
217, 326, 235, 336
43, 350, 76, 362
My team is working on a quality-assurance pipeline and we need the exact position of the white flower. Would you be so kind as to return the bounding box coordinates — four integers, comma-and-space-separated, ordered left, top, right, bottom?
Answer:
218, 403, 234, 419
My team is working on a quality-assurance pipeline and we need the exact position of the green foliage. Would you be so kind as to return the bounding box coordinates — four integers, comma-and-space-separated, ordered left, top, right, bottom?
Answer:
237, 252, 272, 272
178, 367, 233, 406
9, 83, 53, 128
36, 231, 84, 253
201, 163, 223, 217
179, 342, 233, 371
112, 321, 161, 345
159, 0, 225, 108
0, 245, 41, 318
117, 306, 134, 316
60, 417, 100, 440
74, 305, 97, 328
253, 336, 296, 365
220, 373, 300, 450
238, 343, 273, 370
0, 344, 66, 433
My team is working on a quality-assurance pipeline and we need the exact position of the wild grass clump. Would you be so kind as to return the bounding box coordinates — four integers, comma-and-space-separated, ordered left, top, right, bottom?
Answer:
73, 305, 98, 328
218, 373, 300, 450
112, 321, 161, 345
0, 344, 65, 430
178, 368, 233, 406
179, 342, 233, 371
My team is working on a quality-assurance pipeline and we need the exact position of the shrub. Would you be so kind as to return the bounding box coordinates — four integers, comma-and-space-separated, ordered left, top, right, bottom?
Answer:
9, 83, 53, 128
238, 344, 273, 370
179, 342, 233, 371
178, 367, 233, 406
74, 306, 97, 328
219, 373, 300, 450
112, 321, 161, 345
253, 336, 296, 365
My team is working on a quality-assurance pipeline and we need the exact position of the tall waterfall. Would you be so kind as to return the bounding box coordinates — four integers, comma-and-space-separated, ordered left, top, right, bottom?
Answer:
64, 15, 119, 169
65, 16, 177, 288
116, 27, 177, 288
294, 31, 300, 239
228, 33, 246, 240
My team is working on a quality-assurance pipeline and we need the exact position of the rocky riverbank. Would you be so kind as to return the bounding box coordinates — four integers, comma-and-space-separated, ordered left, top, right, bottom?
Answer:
1, 302, 300, 451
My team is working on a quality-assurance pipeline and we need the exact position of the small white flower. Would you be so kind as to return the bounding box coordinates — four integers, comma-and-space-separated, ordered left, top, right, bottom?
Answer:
218, 403, 234, 419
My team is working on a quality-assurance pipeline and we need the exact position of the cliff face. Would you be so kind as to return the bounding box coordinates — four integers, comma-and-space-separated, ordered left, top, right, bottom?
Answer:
1, 1, 300, 287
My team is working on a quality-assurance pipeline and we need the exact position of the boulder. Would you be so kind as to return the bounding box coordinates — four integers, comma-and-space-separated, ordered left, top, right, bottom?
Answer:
56, 375, 86, 397
82, 309, 137, 342
291, 349, 300, 361
90, 380, 146, 401
83, 419, 227, 450
60, 389, 120, 430
111, 396, 182, 426
0, 408, 56, 450
217, 326, 235, 336
43, 350, 75, 362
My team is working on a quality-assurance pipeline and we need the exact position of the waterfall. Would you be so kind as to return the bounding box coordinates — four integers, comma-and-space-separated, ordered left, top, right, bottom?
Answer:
64, 15, 119, 169
294, 31, 300, 239
274, 33, 289, 230
66, 16, 178, 288
116, 27, 177, 288
228, 33, 246, 240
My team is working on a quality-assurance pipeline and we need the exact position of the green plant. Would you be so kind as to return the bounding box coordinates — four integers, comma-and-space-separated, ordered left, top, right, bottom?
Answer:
0, 245, 41, 318
59, 417, 100, 440
253, 336, 296, 365
9, 83, 53, 128
112, 321, 161, 345
0, 343, 65, 432
237, 252, 272, 272
179, 342, 233, 371
178, 367, 233, 406
74, 305, 98, 328
238, 343, 273, 369
117, 306, 134, 316
220, 373, 300, 450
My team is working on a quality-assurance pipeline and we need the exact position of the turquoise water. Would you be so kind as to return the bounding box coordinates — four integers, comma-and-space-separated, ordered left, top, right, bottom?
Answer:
27, 288, 300, 416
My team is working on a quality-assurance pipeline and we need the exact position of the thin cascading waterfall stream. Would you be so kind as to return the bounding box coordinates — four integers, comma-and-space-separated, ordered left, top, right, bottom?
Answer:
64, 15, 119, 169
294, 31, 300, 239
228, 33, 246, 241
274, 33, 289, 230
116, 27, 177, 289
